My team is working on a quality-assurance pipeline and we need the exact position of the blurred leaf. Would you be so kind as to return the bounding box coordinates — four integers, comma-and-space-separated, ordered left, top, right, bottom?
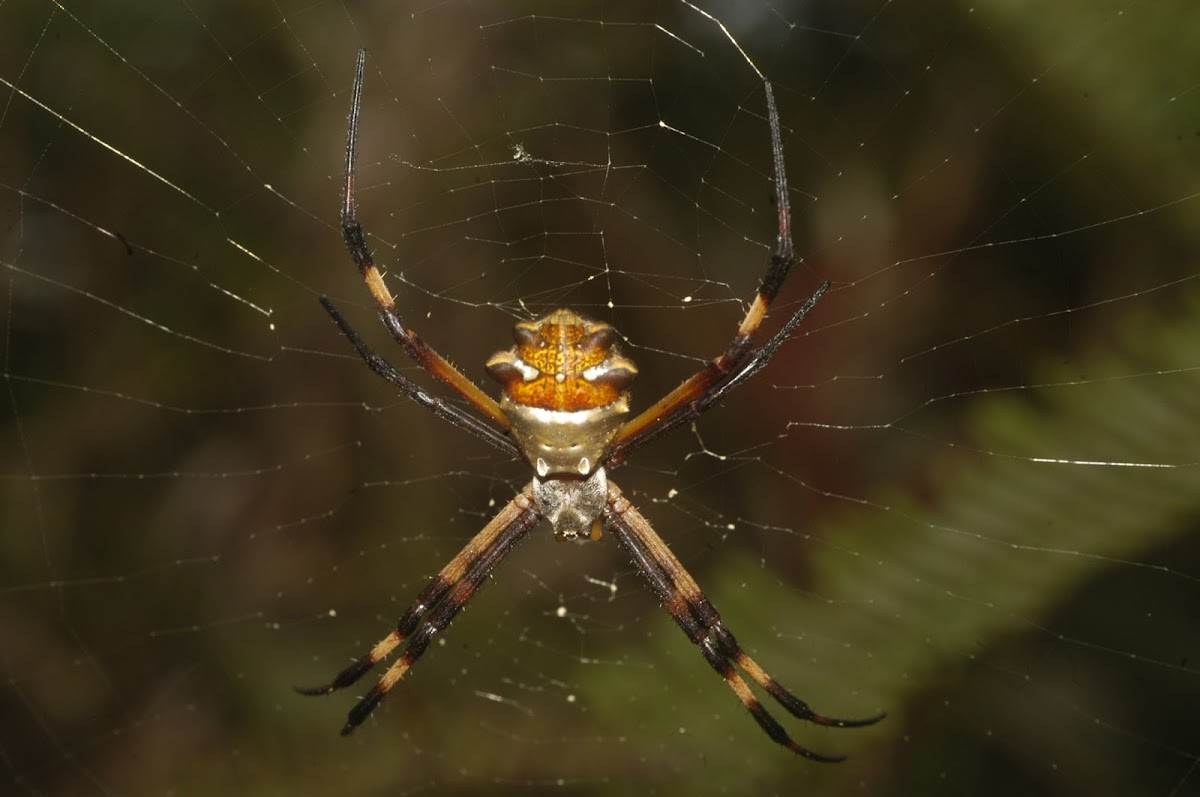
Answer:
972, 0, 1200, 236
584, 267, 1200, 791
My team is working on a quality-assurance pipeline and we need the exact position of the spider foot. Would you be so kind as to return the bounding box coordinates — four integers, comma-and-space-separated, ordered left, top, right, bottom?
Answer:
340, 684, 387, 736
736, 671, 855, 763
293, 683, 333, 697
730, 647, 885, 729
699, 638, 862, 762
293, 655, 376, 697
786, 743, 847, 764
757, 668, 885, 728
805, 708, 888, 729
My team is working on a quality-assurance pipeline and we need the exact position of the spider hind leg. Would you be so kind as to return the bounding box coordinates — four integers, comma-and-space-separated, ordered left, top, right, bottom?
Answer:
296, 487, 541, 733
602, 483, 883, 761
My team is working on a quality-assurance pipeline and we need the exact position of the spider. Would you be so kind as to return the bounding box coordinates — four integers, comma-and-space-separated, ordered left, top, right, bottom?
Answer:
297, 48, 884, 762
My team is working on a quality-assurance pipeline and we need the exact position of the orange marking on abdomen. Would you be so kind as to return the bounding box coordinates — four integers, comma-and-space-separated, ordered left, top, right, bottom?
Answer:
487, 309, 635, 412
506, 373, 622, 412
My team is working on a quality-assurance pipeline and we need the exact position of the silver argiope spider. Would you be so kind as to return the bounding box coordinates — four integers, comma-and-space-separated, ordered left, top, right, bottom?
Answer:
297, 48, 884, 762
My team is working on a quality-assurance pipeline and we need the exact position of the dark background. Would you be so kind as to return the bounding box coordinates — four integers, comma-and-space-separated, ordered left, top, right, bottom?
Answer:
2, 1, 1198, 795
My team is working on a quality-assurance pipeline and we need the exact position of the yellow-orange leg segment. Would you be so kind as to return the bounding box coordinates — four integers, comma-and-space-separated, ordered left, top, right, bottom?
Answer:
601, 482, 884, 762
295, 484, 541, 734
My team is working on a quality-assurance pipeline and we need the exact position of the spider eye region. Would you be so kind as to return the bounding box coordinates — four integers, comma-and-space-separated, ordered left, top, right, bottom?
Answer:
487, 309, 637, 477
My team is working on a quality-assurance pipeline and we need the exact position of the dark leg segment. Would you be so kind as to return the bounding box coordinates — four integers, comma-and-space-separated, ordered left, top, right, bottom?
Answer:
605, 82, 822, 468
602, 482, 883, 761
320, 297, 520, 458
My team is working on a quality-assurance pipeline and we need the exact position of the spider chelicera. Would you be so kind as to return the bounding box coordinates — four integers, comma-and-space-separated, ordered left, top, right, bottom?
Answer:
297, 48, 884, 762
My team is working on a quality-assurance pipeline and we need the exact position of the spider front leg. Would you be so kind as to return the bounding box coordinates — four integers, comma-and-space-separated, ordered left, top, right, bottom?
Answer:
602, 482, 883, 762
604, 81, 822, 469
296, 485, 541, 734
320, 297, 521, 457
330, 47, 511, 433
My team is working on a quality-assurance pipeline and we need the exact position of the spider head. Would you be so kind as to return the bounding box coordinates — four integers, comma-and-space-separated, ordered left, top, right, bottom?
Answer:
486, 309, 637, 478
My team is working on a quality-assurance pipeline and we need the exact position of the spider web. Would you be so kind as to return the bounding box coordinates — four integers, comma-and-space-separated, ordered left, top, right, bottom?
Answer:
2, 1, 1198, 794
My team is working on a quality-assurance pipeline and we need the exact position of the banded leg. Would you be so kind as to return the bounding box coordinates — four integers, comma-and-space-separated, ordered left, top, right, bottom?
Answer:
296, 484, 541, 734
605, 280, 828, 468
602, 482, 883, 762
605, 82, 821, 469
321, 297, 521, 458
332, 47, 510, 430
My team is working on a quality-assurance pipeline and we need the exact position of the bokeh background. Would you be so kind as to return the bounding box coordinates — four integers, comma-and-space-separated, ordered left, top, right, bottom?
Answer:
2, 1, 1198, 795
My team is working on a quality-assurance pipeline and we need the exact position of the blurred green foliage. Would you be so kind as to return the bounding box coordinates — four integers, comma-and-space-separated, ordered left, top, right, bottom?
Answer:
2, 1, 1197, 795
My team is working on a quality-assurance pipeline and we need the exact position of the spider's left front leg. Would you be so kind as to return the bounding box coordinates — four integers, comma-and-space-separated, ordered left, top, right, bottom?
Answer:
602, 482, 883, 762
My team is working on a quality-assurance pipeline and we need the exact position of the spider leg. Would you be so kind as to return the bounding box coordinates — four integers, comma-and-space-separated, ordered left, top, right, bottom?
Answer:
694, 279, 828, 415
605, 280, 828, 467
334, 48, 510, 431
295, 484, 541, 734
320, 297, 521, 458
602, 482, 883, 762
604, 82, 819, 469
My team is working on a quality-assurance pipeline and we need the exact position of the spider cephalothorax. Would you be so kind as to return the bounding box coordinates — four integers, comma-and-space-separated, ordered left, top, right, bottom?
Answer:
298, 48, 883, 762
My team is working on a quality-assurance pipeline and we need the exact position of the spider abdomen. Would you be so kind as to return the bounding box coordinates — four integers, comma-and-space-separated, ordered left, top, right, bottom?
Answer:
486, 309, 637, 478
486, 309, 636, 412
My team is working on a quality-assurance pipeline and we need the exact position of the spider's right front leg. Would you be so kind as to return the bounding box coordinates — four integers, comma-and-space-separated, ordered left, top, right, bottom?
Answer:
603, 82, 827, 469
